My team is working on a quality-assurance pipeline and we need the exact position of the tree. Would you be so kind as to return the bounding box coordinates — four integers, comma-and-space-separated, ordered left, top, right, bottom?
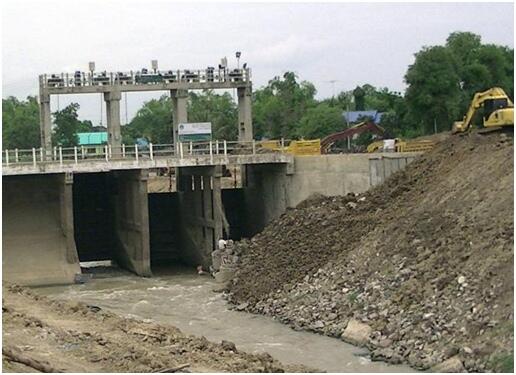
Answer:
188, 90, 238, 140
335, 91, 354, 111
404, 32, 514, 135
253, 72, 317, 139
448, 33, 514, 110
353, 86, 366, 110
446, 31, 482, 72
405, 46, 462, 134
472, 44, 514, 97
297, 103, 345, 139
123, 95, 173, 144
2, 96, 41, 149
77, 120, 94, 133
52, 103, 84, 147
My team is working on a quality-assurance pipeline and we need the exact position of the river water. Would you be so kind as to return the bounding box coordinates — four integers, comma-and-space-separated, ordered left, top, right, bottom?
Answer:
36, 265, 412, 373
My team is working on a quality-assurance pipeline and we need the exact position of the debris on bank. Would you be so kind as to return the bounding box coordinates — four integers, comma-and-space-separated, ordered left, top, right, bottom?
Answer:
228, 132, 514, 372
2, 285, 313, 373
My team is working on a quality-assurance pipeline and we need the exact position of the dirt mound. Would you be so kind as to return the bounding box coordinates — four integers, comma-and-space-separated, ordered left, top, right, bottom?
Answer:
2, 285, 313, 373
410, 130, 451, 143
228, 131, 514, 372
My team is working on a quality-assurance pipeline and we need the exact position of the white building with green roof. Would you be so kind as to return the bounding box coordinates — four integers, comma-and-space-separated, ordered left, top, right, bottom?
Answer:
77, 132, 108, 155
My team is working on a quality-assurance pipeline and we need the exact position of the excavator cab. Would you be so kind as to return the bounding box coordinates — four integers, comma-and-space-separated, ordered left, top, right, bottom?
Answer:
483, 98, 514, 128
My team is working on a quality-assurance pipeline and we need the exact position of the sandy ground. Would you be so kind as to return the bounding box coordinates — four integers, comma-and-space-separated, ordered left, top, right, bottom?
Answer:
2, 285, 312, 373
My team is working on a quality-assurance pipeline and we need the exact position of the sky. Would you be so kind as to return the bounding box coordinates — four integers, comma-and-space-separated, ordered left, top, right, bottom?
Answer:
2, 1, 514, 125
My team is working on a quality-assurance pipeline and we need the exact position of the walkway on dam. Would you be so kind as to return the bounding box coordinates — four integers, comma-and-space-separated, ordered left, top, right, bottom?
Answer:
2, 140, 293, 175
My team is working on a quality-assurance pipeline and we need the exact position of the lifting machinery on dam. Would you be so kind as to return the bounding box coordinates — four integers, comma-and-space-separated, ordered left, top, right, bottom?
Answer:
452, 87, 514, 134
320, 121, 385, 154
320, 121, 435, 154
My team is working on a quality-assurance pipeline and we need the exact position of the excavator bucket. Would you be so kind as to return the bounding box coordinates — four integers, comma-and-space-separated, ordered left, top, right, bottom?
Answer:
452, 121, 465, 134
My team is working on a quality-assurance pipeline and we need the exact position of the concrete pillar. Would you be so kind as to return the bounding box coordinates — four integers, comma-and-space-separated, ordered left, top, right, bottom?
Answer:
113, 169, 151, 276
171, 89, 189, 147
237, 85, 253, 142
212, 165, 226, 242
39, 92, 52, 159
104, 90, 122, 157
59, 172, 80, 265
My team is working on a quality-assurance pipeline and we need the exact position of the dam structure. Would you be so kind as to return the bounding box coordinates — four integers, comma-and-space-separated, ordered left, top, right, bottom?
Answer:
2, 65, 421, 286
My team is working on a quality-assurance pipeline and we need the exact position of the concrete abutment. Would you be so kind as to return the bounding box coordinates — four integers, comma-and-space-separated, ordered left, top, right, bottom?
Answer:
3, 173, 80, 286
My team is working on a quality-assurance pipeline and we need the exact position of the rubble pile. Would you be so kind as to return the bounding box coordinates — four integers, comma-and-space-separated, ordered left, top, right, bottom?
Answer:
228, 132, 514, 372
211, 239, 242, 283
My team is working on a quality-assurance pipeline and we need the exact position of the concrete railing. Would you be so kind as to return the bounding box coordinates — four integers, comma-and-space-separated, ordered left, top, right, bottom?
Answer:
40, 68, 251, 88
1, 139, 287, 168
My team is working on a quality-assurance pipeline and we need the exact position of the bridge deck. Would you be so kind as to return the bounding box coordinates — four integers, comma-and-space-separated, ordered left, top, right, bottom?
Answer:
2, 141, 292, 176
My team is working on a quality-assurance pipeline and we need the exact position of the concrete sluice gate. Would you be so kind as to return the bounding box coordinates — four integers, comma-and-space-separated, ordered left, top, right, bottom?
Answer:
3, 170, 151, 285
72, 171, 150, 276
2, 166, 252, 286
3, 154, 419, 286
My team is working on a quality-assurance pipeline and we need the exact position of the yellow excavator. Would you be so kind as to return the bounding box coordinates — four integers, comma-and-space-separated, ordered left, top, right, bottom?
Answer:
452, 87, 514, 133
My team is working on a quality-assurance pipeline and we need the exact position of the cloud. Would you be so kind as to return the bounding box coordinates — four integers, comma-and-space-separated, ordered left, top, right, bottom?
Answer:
249, 35, 332, 68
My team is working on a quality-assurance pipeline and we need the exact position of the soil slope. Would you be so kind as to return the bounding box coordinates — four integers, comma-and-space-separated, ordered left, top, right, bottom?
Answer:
2, 285, 310, 373
228, 132, 514, 372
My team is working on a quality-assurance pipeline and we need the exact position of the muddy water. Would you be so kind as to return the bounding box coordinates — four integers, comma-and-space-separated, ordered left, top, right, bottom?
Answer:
36, 266, 412, 373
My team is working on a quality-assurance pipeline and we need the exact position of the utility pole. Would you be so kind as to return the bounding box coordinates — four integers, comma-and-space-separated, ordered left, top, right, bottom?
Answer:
100, 94, 103, 126
124, 92, 128, 125
346, 95, 355, 151
234, 52, 241, 103
324, 80, 339, 104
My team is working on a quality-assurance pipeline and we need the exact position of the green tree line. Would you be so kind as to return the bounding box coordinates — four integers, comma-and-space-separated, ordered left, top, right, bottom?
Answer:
3, 32, 513, 149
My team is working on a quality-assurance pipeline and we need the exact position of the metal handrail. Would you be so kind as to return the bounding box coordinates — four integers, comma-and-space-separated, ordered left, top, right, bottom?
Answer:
2, 139, 285, 168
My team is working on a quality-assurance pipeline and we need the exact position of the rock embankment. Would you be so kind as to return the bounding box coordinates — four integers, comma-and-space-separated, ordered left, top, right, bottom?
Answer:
228, 132, 514, 372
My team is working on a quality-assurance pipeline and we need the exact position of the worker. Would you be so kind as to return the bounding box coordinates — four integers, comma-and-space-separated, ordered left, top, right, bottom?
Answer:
211, 238, 227, 277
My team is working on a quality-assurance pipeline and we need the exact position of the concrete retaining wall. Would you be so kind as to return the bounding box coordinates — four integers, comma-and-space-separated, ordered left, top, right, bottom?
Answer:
368, 153, 420, 186
243, 153, 421, 237
2, 174, 80, 286
287, 154, 371, 207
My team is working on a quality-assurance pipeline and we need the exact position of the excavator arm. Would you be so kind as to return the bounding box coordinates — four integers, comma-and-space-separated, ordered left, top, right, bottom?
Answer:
320, 121, 385, 153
